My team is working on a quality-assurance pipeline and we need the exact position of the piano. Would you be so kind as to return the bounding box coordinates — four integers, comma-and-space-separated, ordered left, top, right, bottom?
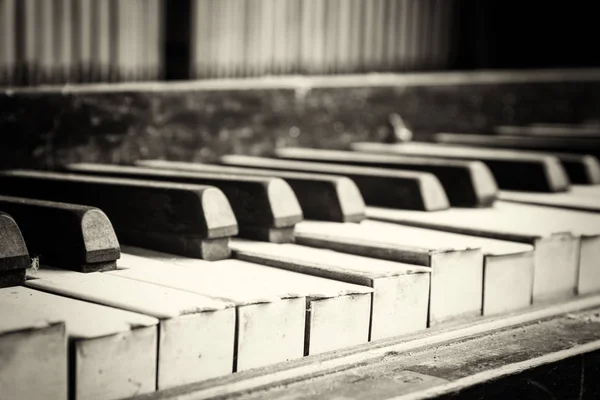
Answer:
1, 1, 600, 400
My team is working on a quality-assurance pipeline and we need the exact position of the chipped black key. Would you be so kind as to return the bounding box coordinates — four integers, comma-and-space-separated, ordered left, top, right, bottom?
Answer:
0, 212, 29, 287
435, 132, 600, 185
219, 155, 450, 211
352, 141, 570, 193
274, 147, 498, 207
136, 159, 366, 223
0, 170, 238, 260
65, 163, 303, 243
0, 196, 120, 272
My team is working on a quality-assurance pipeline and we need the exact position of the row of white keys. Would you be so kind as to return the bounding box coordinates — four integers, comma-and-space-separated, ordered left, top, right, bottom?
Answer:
294, 219, 534, 318
0, 307, 66, 399
230, 239, 431, 339
368, 201, 600, 297
0, 285, 158, 400
115, 247, 372, 364
25, 267, 235, 391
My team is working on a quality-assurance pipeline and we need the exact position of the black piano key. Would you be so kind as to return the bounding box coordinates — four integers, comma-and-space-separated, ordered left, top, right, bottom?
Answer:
434, 131, 600, 160
0, 211, 29, 287
351, 141, 570, 193
136, 159, 367, 223
496, 124, 600, 138
65, 163, 303, 243
0, 170, 238, 260
274, 147, 498, 208
219, 155, 450, 211
434, 132, 600, 184
0, 195, 120, 272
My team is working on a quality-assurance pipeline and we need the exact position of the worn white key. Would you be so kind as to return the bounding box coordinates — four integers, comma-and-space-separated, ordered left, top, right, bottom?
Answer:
230, 239, 430, 340
356, 220, 534, 315
367, 202, 586, 301
26, 268, 235, 389
500, 190, 600, 213
0, 286, 158, 400
0, 308, 67, 400
293, 220, 485, 325
113, 248, 372, 366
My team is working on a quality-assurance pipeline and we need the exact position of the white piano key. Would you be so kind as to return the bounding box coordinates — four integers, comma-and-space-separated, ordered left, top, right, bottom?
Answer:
366, 202, 586, 302
294, 220, 485, 325
115, 246, 372, 360
230, 239, 431, 339
0, 308, 67, 400
357, 220, 535, 316
0, 286, 158, 400
500, 190, 600, 213
26, 268, 236, 389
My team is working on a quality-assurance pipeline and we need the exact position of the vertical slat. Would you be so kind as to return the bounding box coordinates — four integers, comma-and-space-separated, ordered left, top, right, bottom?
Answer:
74, 0, 92, 81
96, 0, 110, 81
38, 0, 54, 83
271, 0, 286, 75
323, 0, 338, 74
23, 0, 37, 84
55, 0, 73, 82
0, 0, 16, 85
349, 0, 363, 72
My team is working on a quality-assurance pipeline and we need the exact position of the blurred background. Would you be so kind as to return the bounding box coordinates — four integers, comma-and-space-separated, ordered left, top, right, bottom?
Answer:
1, 0, 599, 86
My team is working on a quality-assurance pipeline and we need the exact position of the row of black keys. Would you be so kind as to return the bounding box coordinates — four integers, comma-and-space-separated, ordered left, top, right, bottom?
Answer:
1, 133, 598, 285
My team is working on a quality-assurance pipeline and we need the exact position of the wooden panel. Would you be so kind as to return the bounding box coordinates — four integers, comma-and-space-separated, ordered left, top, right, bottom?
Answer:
0, 169, 237, 260
25, 268, 236, 389
274, 147, 498, 207
352, 141, 570, 193
137, 159, 367, 223
220, 155, 450, 211
0, 195, 119, 272
0, 308, 67, 400
66, 163, 302, 243
0, 286, 158, 400
230, 240, 430, 339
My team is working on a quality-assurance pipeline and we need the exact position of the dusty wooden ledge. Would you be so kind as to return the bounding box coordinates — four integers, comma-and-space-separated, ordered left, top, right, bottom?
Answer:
126, 294, 600, 400
3, 68, 600, 95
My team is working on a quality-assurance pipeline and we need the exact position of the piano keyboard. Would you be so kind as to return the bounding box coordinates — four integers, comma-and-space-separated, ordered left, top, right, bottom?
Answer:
2, 124, 600, 400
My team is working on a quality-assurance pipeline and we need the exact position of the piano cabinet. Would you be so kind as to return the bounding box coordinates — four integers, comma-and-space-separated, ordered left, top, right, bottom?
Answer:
2, 69, 600, 400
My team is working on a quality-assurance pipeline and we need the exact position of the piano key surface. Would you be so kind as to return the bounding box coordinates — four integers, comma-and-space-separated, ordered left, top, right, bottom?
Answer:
25, 267, 237, 389
2, 121, 600, 400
